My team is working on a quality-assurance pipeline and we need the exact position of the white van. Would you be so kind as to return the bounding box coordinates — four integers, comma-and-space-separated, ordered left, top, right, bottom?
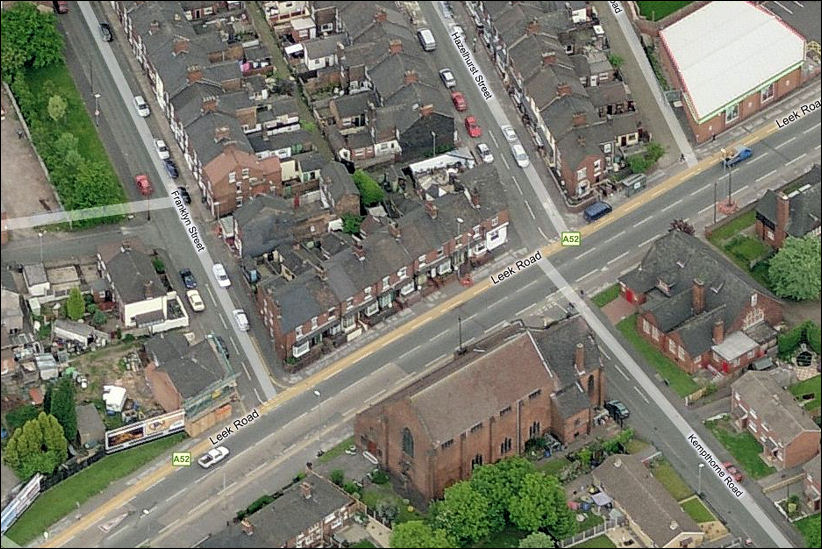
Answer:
417, 28, 437, 51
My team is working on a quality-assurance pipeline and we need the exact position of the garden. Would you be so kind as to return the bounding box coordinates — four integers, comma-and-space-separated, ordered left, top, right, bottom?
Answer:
636, 1, 692, 21
704, 417, 775, 479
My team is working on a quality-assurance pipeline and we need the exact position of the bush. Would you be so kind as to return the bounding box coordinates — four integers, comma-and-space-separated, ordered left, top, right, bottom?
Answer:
152, 257, 165, 274
371, 469, 390, 484
342, 213, 364, 235
779, 322, 810, 358
352, 170, 385, 207
330, 469, 345, 486
5, 405, 41, 433
343, 481, 360, 495
808, 323, 822, 355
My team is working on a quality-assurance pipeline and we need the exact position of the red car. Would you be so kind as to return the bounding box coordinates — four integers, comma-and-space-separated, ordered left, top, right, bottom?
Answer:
464, 116, 482, 138
134, 174, 153, 196
451, 91, 467, 112
722, 461, 744, 482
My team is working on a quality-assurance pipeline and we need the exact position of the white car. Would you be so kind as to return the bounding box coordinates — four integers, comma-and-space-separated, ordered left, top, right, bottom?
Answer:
511, 143, 530, 168
477, 143, 494, 164
212, 263, 231, 288
439, 68, 456, 89
232, 309, 249, 331
133, 95, 150, 117
449, 23, 464, 39
501, 125, 518, 143
154, 139, 170, 160
186, 289, 205, 312
198, 446, 229, 469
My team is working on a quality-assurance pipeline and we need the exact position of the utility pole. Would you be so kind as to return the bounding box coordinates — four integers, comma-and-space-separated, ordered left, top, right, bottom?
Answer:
698, 463, 705, 495
431, 131, 436, 157
313, 389, 322, 448
457, 315, 465, 355
713, 180, 717, 225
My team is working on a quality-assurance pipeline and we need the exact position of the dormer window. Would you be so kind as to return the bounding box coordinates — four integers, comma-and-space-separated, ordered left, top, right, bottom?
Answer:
676, 260, 685, 268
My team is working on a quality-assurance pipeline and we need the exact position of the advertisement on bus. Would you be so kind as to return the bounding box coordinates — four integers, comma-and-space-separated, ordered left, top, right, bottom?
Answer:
105, 409, 185, 453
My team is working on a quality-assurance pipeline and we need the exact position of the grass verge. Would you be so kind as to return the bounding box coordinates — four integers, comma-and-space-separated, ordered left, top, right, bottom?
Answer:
681, 497, 715, 523
592, 284, 620, 307
707, 210, 756, 246
704, 418, 776, 479
650, 458, 693, 501
537, 456, 571, 477
361, 483, 423, 524
795, 514, 821, 548
5, 434, 184, 545
617, 315, 699, 397
317, 436, 354, 464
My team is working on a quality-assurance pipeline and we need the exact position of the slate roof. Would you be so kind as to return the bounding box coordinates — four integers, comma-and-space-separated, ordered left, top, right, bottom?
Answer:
294, 150, 327, 173
593, 455, 702, 547
755, 166, 821, 238
104, 247, 165, 305
540, 94, 599, 140
369, 53, 432, 101
170, 81, 224, 127
265, 129, 313, 151
734, 371, 820, 440
555, 122, 611, 170
261, 271, 338, 334
508, 34, 570, 83
587, 80, 629, 109
145, 332, 227, 399
804, 454, 821, 481
187, 111, 252, 166
322, 162, 359, 203
303, 36, 340, 60
524, 64, 583, 111
330, 91, 376, 119
234, 195, 296, 258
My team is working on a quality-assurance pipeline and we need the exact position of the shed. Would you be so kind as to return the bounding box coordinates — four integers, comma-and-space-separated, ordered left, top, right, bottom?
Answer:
35, 353, 58, 380
76, 404, 106, 448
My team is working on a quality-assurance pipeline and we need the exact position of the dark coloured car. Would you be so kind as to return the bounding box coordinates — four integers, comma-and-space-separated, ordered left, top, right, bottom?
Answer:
100, 22, 113, 42
164, 158, 179, 179
177, 186, 191, 204
179, 268, 197, 290
214, 335, 229, 358
605, 399, 630, 420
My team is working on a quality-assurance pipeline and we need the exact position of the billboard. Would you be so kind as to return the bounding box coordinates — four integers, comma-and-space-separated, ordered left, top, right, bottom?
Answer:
1, 473, 43, 534
105, 409, 185, 453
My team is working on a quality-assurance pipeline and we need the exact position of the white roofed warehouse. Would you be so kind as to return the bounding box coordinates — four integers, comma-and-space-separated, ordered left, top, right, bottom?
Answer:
658, 2, 806, 143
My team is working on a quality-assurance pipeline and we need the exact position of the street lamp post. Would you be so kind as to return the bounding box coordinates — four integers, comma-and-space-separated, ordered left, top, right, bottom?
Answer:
38, 231, 44, 264
713, 180, 717, 225
313, 389, 322, 449
94, 93, 101, 127
698, 463, 705, 495
431, 131, 437, 157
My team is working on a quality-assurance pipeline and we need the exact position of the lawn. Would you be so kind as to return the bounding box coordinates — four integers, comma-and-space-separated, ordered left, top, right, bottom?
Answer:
538, 456, 571, 477
592, 284, 620, 307
637, 1, 692, 21
705, 419, 776, 479
617, 315, 700, 397
795, 514, 821, 548
725, 236, 769, 264
5, 433, 185, 545
624, 438, 649, 455
317, 436, 354, 464
790, 375, 821, 412
707, 210, 756, 246
681, 497, 715, 523
577, 511, 604, 531
574, 534, 616, 548
650, 459, 693, 501
474, 526, 529, 548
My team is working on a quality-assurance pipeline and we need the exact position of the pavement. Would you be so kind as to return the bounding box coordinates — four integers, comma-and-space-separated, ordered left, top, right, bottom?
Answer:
601, 296, 635, 324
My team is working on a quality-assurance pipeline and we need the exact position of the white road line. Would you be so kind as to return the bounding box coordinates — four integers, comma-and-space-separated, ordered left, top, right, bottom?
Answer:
524, 201, 536, 220
613, 362, 630, 381
602, 229, 626, 245
633, 385, 650, 403
793, 1, 803, 7
634, 217, 650, 226
218, 314, 227, 329
607, 250, 630, 265
513, 177, 524, 195
515, 303, 536, 317
661, 198, 684, 212
776, 135, 797, 148
597, 345, 611, 360
637, 235, 658, 249
786, 153, 807, 165
431, 331, 447, 341
577, 247, 597, 259
804, 122, 820, 135
579, 269, 598, 282
698, 204, 713, 214
242, 362, 251, 380
773, 0, 793, 13
253, 387, 263, 404
538, 227, 549, 241
489, 132, 498, 147
689, 186, 705, 197
230, 337, 239, 354
732, 185, 749, 196
205, 285, 217, 306
748, 153, 766, 164
397, 345, 421, 362
501, 155, 510, 169
484, 320, 508, 334
366, 388, 387, 405
755, 169, 777, 182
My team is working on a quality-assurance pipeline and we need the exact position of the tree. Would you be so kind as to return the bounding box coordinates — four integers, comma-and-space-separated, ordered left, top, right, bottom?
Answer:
1, 3, 65, 79
433, 481, 492, 545
47, 94, 67, 123
390, 521, 453, 548
470, 456, 535, 532
768, 236, 821, 300
577, 447, 592, 470
342, 213, 364, 235
330, 469, 345, 486
670, 218, 694, 235
3, 413, 67, 481
49, 377, 77, 442
352, 169, 385, 207
519, 531, 556, 548
92, 309, 107, 327
66, 287, 85, 320
607, 54, 624, 70
508, 473, 576, 539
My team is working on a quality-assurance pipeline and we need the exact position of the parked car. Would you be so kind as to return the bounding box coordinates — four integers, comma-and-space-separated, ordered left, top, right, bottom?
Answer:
451, 91, 467, 112
605, 399, 630, 420
154, 139, 170, 160
198, 446, 229, 468
723, 461, 745, 482
177, 186, 191, 204
511, 142, 529, 168
232, 309, 250, 331
164, 158, 179, 179
477, 143, 494, 164
212, 263, 231, 288
583, 201, 613, 223
464, 116, 482, 138
134, 174, 153, 196
501, 125, 518, 143
186, 289, 205, 312
133, 95, 150, 117
722, 146, 753, 167
439, 68, 456, 88
179, 268, 197, 289
99, 22, 113, 42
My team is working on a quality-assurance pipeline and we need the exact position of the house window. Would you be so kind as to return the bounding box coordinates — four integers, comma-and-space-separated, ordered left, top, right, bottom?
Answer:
242, 168, 250, 178
342, 315, 355, 329
593, 159, 601, 172
295, 326, 303, 338
652, 326, 660, 342
642, 319, 650, 334
603, 143, 612, 153
473, 225, 481, 239
668, 339, 676, 353
401, 428, 414, 458
436, 247, 444, 257
576, 167, 587, 181
437, 262, 452, 275
346, 298, 354, 311
678, 346, 686, 360
529, 389, 541, 399
365, 301, 379, 317
750, 294, 757, 306
470, 422, 483, 433
725, 103, 740, 124
378, 293, 392, 307
400, 281, 415, 296
328, 307, 336, 319
500, 406, 512, 417
382, 276, 390, 289
292, 340, 310, 358
761, 82, 774, 102
500, 438, 513, 454
364, 287, 372, 299
441, 439, 454, 449
471, 454, 483, 469
418, 255, 427, 266
398, 266, 408, 279
491, 217, 499, 227
228, 171, 236, 183
588, 375, 595, 397
311, 317, 318, 329
528, 421, 541, 438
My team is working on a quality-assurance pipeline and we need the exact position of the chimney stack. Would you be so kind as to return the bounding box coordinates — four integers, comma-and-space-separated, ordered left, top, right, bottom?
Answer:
353, 241, 366, 261
542, 52, 557, 66
240, 519, 254, 536
201, 95, 218, 113
403, 70, 418, 85
187, 65, 203, 83
143, 280, 154, 299
374, 8, 387, 23
526, 18, 540, 35
470, 187, 480, 208
419, 104, 434, 117
574, 342, 585, 370
300, 481, 313, 499
572, 112, 587, 127
712, 320, 724, 344
172, 36, 190, 55
776, 193, 790, 235
389, 220, 401, 240
149, 20, 160, 34
692, 278, 705, 314
557, 82, 572, 97
425, 201, 438, 219
214, 125, 231, 142
389, 39, 403, 55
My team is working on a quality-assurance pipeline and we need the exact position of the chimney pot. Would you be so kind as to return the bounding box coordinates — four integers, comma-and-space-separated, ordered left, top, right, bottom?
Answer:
712, 320, 724, 344
374, 8, 387, 23
542, 52, 557, 66
419, 104, 434, 117
301, 481, 313, 499
389, 39, 403, 55
353, 241, 366, 261
404, 70, 418, 85
574, 342, 585, 370
692, 278, 705, 315
572, 112, 587, 127
424, 201, 438, 219
557, 83, 572, 97
775, 193, 790, 239
389, 221, 401, 240
526, 18, 540, 35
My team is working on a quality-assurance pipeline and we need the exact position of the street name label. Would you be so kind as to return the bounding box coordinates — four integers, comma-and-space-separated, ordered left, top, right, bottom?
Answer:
687, 433, 744, 499
209, 409, 260, 445
171, 452, 191, 467
561, 231, 581, 246
775, 98, 821, 129
451, 32, 493, 100
490, 250, 542, 285
170, 189, 205, 253
609, 1, 622, 14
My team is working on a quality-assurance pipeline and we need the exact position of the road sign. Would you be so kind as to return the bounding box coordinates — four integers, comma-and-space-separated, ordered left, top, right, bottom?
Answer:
561, 231, 581, 246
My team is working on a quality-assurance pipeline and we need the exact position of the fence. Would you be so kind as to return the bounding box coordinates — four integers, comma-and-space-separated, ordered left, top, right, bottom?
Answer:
559, 517, 626, 547
40, 449, 106, 491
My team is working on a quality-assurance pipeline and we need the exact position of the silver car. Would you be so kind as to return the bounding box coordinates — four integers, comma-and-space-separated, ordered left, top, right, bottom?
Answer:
477, 143, 494, 164
501, 125, 518, 143
511, 143, 530, 168
439, 68, 456, 89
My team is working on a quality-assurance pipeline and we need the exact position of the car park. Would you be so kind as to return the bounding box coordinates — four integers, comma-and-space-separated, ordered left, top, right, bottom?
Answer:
439, 68, 456, 88
501, 125, 518, 143
604, 399, 630, 420
511, 143, 529, 167
198, 446, 229, 468
179, 268, 197, 289
723, 461, 744, 482
451, 91, 467, 112
99, 22, 113, 42
232, 309, 250, 331
164, 158, 179, 179
177, 186, 191, 204
133, 95, 150, 117
212, 263, 231, 288
186, 289, 205, 312
464, 116, 482, 137
477, 143, 494, 163
154, 139, 170, 160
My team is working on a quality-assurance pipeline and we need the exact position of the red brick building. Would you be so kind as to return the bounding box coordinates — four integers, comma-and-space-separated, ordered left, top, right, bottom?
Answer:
731, 371, 820, 470
619, 231, 782, 376
755, 166, 821, 249
804, 454, 821, 512
203, 143, 282, 217
354, 316, 605, 501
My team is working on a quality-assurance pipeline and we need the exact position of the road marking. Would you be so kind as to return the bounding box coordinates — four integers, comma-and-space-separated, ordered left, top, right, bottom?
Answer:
607, 250, 630, 265
205, 285, 217, 306
748, 153, 766, 165
513, 177, 524, 195
786, 153, 806, 165
242, 362, 251, 380
538, 227, 549, 241
689, 187, 705, 197
501, 155, 510, 169
601, 229, 626, 245
637, 235, 658, 249
755, 169, 777, 182
230, 337, 239, 354
773, 0, 793, 13
489, 132, 498, 147
365, 388, 387, 405
579, 269, 598, 281
698, 204, 713, 214
484, 320, 508, 334
253, 387, 263, 404
524, 201, 536, 220
732, 185, 748, 196
577, 247, 597, 259
661, 198, 684, 212
633, 385, 650, 403
613, 362, 630, 381
397, 345, 421, 362
218, 314, 228, 329
776, 135, 797, 148
634, 217, 650, 226
803, 122, 820, 135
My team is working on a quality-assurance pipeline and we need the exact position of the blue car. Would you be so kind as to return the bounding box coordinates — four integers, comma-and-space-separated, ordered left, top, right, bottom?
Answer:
722, 147, 752, 167
163, 158, 179, 179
